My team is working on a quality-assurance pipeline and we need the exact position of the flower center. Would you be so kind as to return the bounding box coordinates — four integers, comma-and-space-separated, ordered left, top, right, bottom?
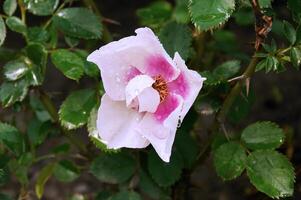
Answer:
152, 75, 168, 102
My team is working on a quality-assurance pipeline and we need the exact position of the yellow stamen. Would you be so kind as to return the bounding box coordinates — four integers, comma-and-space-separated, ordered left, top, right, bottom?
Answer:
152, 75, 168, 102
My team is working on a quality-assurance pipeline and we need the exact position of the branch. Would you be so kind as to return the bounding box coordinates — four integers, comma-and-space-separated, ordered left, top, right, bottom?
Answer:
216, 0, 272, 124
17, 0, 26, 23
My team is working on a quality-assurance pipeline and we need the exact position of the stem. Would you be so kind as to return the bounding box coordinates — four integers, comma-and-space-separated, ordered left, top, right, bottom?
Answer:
39, 90, 88, 154
17, 0, 26, 23
217, 54, 259, 123
43, 1, 67, 29
82, 0, 113, 43
0, 14, 8, 19
35, 154, 56, 163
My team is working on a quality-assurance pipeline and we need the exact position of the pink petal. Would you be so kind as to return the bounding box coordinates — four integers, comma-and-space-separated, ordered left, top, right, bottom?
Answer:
125, 74, 155, 106
170, 52, 206, 121
97, 94, 149, 149
154, 93, 182, 123
137, 94, 184, 162
137, 87, 160, 113
145, 54, 179, 82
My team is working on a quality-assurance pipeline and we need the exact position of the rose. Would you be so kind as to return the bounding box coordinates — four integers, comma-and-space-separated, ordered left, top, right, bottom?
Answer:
87, 28, 205, 162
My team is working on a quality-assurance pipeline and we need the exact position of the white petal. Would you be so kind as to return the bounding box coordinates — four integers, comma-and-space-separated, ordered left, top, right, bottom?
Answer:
125, 74, 155, 106
137, 87, 160, 113
97, 94, 149, 149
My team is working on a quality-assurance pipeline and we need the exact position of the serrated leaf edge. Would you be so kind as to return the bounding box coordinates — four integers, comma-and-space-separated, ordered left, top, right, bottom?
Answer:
188, 0, 236, 31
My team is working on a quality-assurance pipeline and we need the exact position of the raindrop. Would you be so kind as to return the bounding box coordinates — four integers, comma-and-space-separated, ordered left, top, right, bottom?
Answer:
134, 89, 139, 95
116, 77, 121, 83
177, 117, 182, 128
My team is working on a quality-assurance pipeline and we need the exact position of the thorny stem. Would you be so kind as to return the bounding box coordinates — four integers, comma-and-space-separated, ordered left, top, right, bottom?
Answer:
194, 0, 271, 164
217, 55, 259, 123
82, 0, 113, 43
17, 0, 26, 23
39, 90, 88, 155
216, 0, 271, 125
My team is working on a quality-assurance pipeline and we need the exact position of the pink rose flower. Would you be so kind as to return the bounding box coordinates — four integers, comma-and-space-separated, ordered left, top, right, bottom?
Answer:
87, 27, 205, 162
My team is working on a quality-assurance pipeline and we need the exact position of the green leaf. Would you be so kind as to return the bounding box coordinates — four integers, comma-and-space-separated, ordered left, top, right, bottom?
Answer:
95, 191, 112, 200
0, 79, 29, 107
246, 150, 295, 198
3, 59, 29, 81
147, 150, 183, 187
290, 47, 301, 69
258, 0, 273, 8
213, 60, 241, 80
283, 21, 296, 44
54, 160, 80, 182
90, 152, 136, 184
159, 22, 192, 60
136, 1, 172, 30
18, 152, 34, 167
138, 170, 168, 199
25, 43, 48, 85
74, 49, 99, 78
189, 0, 235, 31
108, 191, 142, 200
25, 43, 48, 67
256, 56, 280, 72
53, 7, 102, 39
3, 0, 17, 16
213, 142, 247, 180
51, 49, 84, 81
29, 94, 52, 122
65, 36, 80, 48
0, 47, 16, 62
27, 27, 49, 43
6, 16, 26, 34
287, 0, 301, 23
51, 143, 70, 154
175, 131, 199, 169
59, 89, 97, 130
0, 193, 13, 200
35, 163, 55, 199
228, 88, 255, 123
200, 60, 241, 85
24, 0, 59, 16
48, 23, 58, 49
241, 121, 285, 150
27, 118, 51, 146
0, 17, 6, 46
0, 122, 24, 155
233, 8, 254, 26
174, 0, 189, 23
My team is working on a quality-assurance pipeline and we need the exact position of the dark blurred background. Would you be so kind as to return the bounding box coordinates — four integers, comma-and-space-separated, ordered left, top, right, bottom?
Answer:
0, 0, 300, 199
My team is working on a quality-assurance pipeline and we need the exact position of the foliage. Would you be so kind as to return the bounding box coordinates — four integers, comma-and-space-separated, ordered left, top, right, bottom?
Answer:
0, 0, 298, 199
